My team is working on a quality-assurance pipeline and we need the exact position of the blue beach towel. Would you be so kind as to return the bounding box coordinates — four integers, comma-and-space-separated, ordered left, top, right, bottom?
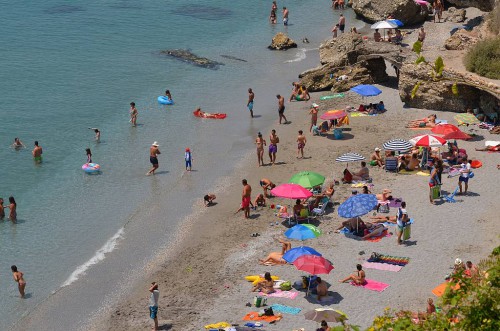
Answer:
270, 303, 302, 315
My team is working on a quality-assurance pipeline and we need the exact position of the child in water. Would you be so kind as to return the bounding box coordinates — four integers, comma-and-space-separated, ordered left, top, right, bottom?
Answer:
185, 148, 192, 171
86, 148, 92, 164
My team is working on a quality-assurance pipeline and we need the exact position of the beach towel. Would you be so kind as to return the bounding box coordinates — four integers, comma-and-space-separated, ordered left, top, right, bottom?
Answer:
243, 312, 281, 323
362, 262, 403, 272
320, 93, 344, 100
432, 282, 461, 297
398, 169, 419, 175
364, 230, 391, 242
350, 112, 369, 117
259, 289, 299, 299
367, 253, 410, 266
485, 140, 500, 147
270, 304, 301, 315
205, 321, 231, 329
416, 171, 430, 176
351, 279, 390, 292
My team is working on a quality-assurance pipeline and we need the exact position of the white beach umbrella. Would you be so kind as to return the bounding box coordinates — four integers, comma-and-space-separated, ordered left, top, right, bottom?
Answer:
370, 20, 398, 30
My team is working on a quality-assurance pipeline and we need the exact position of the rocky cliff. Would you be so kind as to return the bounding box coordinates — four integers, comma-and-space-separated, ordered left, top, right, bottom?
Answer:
352, 0, 428, 25
446, 0, 496, 12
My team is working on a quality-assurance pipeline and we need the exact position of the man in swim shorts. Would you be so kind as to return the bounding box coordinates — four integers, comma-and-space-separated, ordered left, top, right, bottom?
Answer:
269, 129, 279, 164
130, 102, 138, 127
241, 179, 252, 218
276, 94, 288, 124
247, 88, 254, 118
32, 141, 43, 163
147, 142, 161, 176
297, 130, 306, 159
149, 282, 159, 331
282, 7, 289, 26
259, 178, 276, 197
338, 14, 345, 33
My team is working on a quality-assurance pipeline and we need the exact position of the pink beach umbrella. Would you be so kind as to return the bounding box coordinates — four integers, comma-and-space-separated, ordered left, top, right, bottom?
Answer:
409, 134, 447, 147
320, 109, 348, 121
270, 183, 313, 199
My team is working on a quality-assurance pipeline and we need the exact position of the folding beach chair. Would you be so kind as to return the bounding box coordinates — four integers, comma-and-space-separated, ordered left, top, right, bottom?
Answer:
385, 158, 398, 172
444, 186, 459, 203
311, 197, 330, 220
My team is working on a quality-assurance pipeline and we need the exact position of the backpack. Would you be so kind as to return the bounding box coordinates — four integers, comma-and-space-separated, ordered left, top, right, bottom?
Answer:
279, 281, 292, 291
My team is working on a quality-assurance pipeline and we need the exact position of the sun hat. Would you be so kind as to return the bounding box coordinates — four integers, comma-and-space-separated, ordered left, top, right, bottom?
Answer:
312, 103, 319, 108
455, 258, 462, 265
152, 141, 159, 147
375, 147, 381, 152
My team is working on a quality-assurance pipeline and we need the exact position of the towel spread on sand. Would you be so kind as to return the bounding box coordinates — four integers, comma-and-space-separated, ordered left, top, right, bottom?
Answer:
388, 198, 403, 208
204, 321, 231, 329
243, 312, 281, 322
350, 112, 369, 117
260, 289, 299, 299
367, 254, 410, 266
364, 230, 392, 242
432, 282, 461, 297
270, 303, 302, 315
362, 262, 403, 272
351, 279, 390, 292
416, 171, 430, 176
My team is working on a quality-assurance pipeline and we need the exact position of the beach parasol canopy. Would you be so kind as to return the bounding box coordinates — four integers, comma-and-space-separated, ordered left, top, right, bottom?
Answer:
335, 152, 365, 163
414, 0, 429, 6
387, 19, 404, 27
320, 109, 348, 121
283, 246, 322, 263
285, 224, 321, 241
409, 134, 447, 147
431, 124, 460, 135
383, 139, 412, 152
338, 194, 378, 219
304, 308, 348, 323
370, 20, 398, 30
270, 183, 313, 199
350, 85, 382, 97
455, 113, 480, 126
443, 130, 472, 140
289, 171, 325, 189
293, 255, 334, 275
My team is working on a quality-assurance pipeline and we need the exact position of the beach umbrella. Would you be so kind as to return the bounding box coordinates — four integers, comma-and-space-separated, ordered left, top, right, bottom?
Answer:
293, 255, 334, 275
387, 19, 404, 27
338, 194, 378, 219
455, 113, 480, 126
270, 183, 313, 199
350, 85, 382, 97
431, 124, 460, 135
409, 134, 447, 147
283, 246, 322, 263
303, 224, 322, 237
320, 109, 348, 121
382, 139, 412, 152
335, 152, 365, 163
285, 224, 320, 241
304, 308, 348, 323
289, 171, 325, 189
442, 131, 472, 141
414, 0, 429, 6
370, 20, 398, 30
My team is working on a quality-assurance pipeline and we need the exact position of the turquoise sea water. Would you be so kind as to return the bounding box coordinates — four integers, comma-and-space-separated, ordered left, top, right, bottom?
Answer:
0, 1, 361, 329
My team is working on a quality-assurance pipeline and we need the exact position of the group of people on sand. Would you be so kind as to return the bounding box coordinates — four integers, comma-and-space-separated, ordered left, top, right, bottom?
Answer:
289, 82, 310, 102
254, 130, 280, 166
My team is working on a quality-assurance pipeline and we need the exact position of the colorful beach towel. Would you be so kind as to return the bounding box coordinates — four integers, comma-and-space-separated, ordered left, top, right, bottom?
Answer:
270, 303, 302, 315
351, 279, 390, 292
243, 312, 280, 322
320, 93, 344, 100
416, 171, 430, 176
367, 254, 410, 266
259, 289, 299, 299
364, 230, 392, 242
350, 112, 369, 117
398, 169, 419, 175
205, 321, 231, 329
432, 282, 461, 297
362, 262, 403, 272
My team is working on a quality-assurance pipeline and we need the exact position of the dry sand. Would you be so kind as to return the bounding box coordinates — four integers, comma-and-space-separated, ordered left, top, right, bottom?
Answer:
96, 8, 500, 331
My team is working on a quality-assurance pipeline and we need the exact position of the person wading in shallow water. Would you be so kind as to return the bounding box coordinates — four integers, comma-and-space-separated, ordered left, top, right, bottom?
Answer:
247, 88, 255, 118
146, 142, 161, 176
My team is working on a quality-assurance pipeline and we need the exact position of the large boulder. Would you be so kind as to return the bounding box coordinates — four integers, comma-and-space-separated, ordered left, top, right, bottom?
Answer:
352, 0, 428, 25
268, 33, 297, 50
444, 30, 479, 50
445, 0, 496, 12
443, 7, 466, 23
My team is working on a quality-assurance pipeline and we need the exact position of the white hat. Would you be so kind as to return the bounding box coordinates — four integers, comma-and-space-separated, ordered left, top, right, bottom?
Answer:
375, 147, 381, 152
312, 103, 319, 108
152, 141, 160, 147
455, 258, 462, 265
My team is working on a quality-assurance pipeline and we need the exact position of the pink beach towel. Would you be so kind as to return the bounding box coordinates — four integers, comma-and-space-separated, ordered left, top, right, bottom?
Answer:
260, 289, 299, 299
351, 279, 390, 292
362, 262, 403, 272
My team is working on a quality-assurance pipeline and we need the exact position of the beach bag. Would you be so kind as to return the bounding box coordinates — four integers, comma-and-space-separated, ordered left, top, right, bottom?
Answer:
264, 307, 274, 316
432, 185, 441, 199
253, 296, 266, 307
379, 203, 390, 213
279, 281, 292, 291
403, 224, 411, 240
370, 252, 382, 261
468, 171, 474, 178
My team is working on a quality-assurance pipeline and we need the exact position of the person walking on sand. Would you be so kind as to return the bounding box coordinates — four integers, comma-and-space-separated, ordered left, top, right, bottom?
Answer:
396, 201, 408, 245
88, 128, 101, 142
148, 282, 159, 331
455, 157, 471, 195
276, 94, 288, 124
146, 142, 161, 176
418, 27, 426, 44
130, 102, 138, 127
32, 141, 43, 163
269, 129, 279, 164
433, 0, 444, 23
309, 103, 319, 132
297, 130, 306, 158
282, 7, 289, 26
255, 132, 266, 166
236, 179, 252, 218
11, 265, 26, 298
332, 24, 339, 38
0, 198, 5, 220
247, 88, 255, 118
338, 14, 346, 33
6, 197, 17, 222
185, 148, 192, 171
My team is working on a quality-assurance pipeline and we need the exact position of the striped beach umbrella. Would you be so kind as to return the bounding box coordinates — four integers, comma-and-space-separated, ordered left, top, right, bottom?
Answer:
382, 139, 412, 152
409, 134, 447, 147
335, 152, 365, 163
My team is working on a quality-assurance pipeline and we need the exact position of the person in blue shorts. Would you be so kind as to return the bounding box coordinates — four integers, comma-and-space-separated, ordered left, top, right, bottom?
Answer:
149, 282, 159, 330
247, 88, 255, 118
185, 148, 192, 171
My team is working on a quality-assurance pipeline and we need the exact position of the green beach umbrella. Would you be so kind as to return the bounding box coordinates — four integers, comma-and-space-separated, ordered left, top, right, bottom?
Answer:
303, 224, 322, 237
289, 171, 325, 189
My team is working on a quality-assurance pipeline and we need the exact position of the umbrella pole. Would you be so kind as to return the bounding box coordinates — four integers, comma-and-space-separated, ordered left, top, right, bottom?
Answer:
306, 275, 311, 297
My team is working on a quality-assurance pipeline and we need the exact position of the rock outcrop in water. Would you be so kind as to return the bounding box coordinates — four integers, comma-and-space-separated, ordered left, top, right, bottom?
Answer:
351, 0, 428, 25
160, 49, 223, 69
446, 0, 496, 12
268, 33, 297, 50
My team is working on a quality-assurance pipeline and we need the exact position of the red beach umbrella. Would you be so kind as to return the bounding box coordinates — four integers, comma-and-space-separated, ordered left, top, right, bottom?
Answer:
293, 255, 334, 275
409, 134, 447, 147
320, 110, 348, 121
270, 183, 313, 199
442, 131, 472, 140
431, 124, 460, 135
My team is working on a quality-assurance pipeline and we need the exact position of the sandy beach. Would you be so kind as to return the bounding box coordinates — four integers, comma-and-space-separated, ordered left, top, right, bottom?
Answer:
93, 6, 500, 331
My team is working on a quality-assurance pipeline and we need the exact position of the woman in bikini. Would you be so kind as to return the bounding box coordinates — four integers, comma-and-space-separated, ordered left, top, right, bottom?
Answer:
339, 264, 366, 285
258, 239, 291, 265
7, 196, 17, 222
11, 265, 26, 298
406, 114, 437, 128
255, 132, 266, 166
251, 272, 275, 294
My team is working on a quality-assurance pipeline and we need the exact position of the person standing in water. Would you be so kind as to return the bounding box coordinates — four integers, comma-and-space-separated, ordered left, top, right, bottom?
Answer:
247, 88, 255, 118
165, 89, 172, 100
86, 148, 92, 164
255, 132, 266, 166
11, 265, 26, 298
282, 7, 289, 26
339, 14, 346, 33
0, 198, 5, 220
89, 128, 101, 142
185, 148, 192, 171
130, 102, 138, 127
269, 129, 279, 165
276, 94, 288, 124
12, 138, 25, 149
147, 142, 161, 176
7, 196, 17, 222
32, 141, 43, 163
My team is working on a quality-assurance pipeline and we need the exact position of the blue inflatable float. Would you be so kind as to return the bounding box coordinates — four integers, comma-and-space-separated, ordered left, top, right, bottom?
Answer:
158, 96, 174, 105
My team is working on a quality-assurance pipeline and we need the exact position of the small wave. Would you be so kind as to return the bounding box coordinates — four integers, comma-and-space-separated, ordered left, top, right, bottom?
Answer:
61, 228, 124, 287
284, 48, 307, 63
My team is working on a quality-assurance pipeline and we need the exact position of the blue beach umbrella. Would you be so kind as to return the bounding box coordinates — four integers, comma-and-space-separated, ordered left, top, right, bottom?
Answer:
387, 19, 404, 27
350, 85, 382, 97
338, 194, 378, 218
283, 246, 322, 263
285, 224, 320, 241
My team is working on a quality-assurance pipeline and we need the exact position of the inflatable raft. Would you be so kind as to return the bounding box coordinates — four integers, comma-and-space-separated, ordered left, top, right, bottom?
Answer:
193, 109, 226, 119
158, 96, 174, 105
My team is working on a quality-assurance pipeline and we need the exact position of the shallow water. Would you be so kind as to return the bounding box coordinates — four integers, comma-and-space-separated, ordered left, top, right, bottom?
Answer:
0, 1, 361, 329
